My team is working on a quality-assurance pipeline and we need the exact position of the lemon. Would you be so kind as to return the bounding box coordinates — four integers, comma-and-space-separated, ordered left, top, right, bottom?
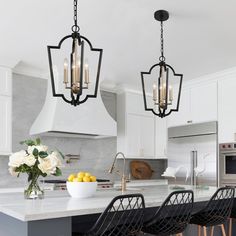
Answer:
83, 176, 91, 182
77, 172, 85, 178
68, 174, 76, 182
73, 178, 79, 182
85, 172, 91, 177
78, 177, 83, 182
90, 176, 97, 182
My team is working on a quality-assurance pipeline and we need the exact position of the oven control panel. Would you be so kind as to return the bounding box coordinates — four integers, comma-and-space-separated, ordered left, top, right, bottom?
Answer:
220, 142, 236, 151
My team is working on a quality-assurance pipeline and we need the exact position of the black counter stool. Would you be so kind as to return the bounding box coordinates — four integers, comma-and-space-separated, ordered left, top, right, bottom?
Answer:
190, 187, 235, 236
228, 204, 236, 236
72, 193, 145, 236
142, 190, 194, 236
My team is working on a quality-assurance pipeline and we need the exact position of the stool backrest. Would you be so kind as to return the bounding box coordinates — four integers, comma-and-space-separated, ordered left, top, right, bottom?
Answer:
202, 187, 235, 224
89, 193, 145, 236
145, 190, 194, 234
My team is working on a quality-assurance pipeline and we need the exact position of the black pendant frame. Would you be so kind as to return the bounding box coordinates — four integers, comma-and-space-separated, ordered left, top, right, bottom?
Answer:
141, 61, 183, 118
141, 9, 183, 118
48, 32, 103, 106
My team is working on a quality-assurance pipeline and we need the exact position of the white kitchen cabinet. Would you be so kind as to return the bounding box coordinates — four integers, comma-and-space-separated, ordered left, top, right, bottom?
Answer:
117, 91, 166, 159
0, 96, 12, 155
126, 113, 155, 157
167, 81, 217, 127
0, 67, 12, 96
167, 89, 191, 127
155, 117, 167, 158
218, 77, 236, 143
191, 82, 218, 123
0, 66, 12, 155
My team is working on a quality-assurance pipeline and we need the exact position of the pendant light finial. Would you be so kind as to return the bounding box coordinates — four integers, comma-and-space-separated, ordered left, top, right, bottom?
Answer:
154, 10, 169, 22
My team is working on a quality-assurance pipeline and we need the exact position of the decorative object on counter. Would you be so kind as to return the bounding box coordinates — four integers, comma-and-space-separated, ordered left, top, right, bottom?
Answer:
194, 153, 210, 190
67, 171, 97, 198
108, 152, 127, 193
47, 0, 103, 106
141, 10, 183, 118
8, 138, 64, 199
130, 161, 154, 179
162, 166, 189, 190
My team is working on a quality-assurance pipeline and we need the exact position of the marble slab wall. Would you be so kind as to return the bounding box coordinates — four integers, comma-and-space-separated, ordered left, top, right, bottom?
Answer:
0, 74, 166, 187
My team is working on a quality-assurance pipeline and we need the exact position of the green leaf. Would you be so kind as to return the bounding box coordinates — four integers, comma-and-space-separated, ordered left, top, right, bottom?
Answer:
41, 173, 47, 178
54, 167, 62, 176
38, 151, 48, 158
35, 138, 41, 145
20, 139, 35, 146
56, 149, 65, 159
33, 148, 39, 157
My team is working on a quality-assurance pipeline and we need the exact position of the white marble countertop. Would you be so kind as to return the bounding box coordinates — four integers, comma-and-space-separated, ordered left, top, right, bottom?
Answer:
0, 184, 217, 222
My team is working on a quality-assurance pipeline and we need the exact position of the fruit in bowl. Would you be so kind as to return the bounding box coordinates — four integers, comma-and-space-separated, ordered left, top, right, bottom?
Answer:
67, 172, 97, 198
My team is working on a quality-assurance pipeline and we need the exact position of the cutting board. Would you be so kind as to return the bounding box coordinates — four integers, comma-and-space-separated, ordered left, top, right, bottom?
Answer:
130, 161, 154, 179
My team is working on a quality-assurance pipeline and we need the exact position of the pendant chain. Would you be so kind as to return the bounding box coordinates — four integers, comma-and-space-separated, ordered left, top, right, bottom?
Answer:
72, 0, 80, 32
159, 21, 165, 62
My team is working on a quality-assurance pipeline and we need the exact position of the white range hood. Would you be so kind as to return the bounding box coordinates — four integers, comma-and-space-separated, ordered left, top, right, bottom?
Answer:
30, 79, 117, 138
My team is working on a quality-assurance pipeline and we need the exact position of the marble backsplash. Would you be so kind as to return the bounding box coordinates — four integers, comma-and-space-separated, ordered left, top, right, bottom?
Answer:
0, 73, 166, 188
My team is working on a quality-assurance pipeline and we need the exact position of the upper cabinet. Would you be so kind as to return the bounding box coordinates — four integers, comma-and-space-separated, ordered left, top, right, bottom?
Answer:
0, 96, 12, 155
167, 89, 191, 127
168, 81, 218, 127
0, 67, 12, 96
191, 82, 218, 123
218, 76, 236, 143
0, 67, 12, 155
117, 91, 167, 159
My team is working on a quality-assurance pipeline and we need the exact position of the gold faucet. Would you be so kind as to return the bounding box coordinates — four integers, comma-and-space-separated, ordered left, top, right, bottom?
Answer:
108, 152, 127, 193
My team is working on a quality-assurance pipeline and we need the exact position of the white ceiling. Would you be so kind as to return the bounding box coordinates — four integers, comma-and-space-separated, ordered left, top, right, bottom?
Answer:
1, 0, 236, 90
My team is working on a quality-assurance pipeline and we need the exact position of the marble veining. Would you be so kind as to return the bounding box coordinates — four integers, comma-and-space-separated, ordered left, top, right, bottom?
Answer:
0, 184, 217, 222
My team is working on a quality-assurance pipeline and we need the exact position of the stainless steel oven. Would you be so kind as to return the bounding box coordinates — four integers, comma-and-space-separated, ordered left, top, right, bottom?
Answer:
219, 142, 236, 186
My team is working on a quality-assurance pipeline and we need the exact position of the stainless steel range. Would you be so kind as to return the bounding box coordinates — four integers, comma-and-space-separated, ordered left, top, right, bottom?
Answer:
219, 142, 236, 186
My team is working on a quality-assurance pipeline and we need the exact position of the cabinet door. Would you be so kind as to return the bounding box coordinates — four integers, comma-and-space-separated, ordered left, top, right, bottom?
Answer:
191, 82, 218, 123
167, 89, 191, 127
0, 96, 11, 154
126, 113, 141, 157
140, 115, 155, 157
126, 113, 155, 158
155, 117, 167, 158
0, 68, 11, 96
218, 77, 236, 143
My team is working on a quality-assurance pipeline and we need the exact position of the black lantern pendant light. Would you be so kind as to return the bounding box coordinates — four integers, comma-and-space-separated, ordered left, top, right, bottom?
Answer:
141, 10, 183, 118
47, 0, 103, 106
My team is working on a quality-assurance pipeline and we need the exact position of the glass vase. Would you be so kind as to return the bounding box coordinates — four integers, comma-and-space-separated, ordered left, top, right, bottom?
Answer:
24, 175, 44, 199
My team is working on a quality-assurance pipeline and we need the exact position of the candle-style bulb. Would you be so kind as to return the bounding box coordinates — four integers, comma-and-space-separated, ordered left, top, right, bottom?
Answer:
153, 83, 157, 102
63, 58, 68, 84
169, 85, 173, 102
84, 62, 90, 85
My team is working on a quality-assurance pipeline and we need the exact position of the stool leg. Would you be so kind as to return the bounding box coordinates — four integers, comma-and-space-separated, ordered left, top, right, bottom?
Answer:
198, 225, 202, 236
220, 224, 226, 236
203, 226, 207, 236
210, 226, 214, 236
229, 218, 232, 236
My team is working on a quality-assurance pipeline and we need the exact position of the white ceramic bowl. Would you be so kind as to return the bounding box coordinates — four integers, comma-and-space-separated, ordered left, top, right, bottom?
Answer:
66, 181, 97, 198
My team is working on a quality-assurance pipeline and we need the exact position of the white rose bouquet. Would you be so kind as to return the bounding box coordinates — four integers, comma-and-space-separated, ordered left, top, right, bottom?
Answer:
8, 138, 64, 199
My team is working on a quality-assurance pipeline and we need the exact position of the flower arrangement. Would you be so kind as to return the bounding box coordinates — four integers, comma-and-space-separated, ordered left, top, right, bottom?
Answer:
8, 138, 64, 199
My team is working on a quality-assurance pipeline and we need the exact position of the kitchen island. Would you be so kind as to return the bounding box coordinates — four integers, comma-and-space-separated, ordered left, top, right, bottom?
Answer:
0, 184, 228, 236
